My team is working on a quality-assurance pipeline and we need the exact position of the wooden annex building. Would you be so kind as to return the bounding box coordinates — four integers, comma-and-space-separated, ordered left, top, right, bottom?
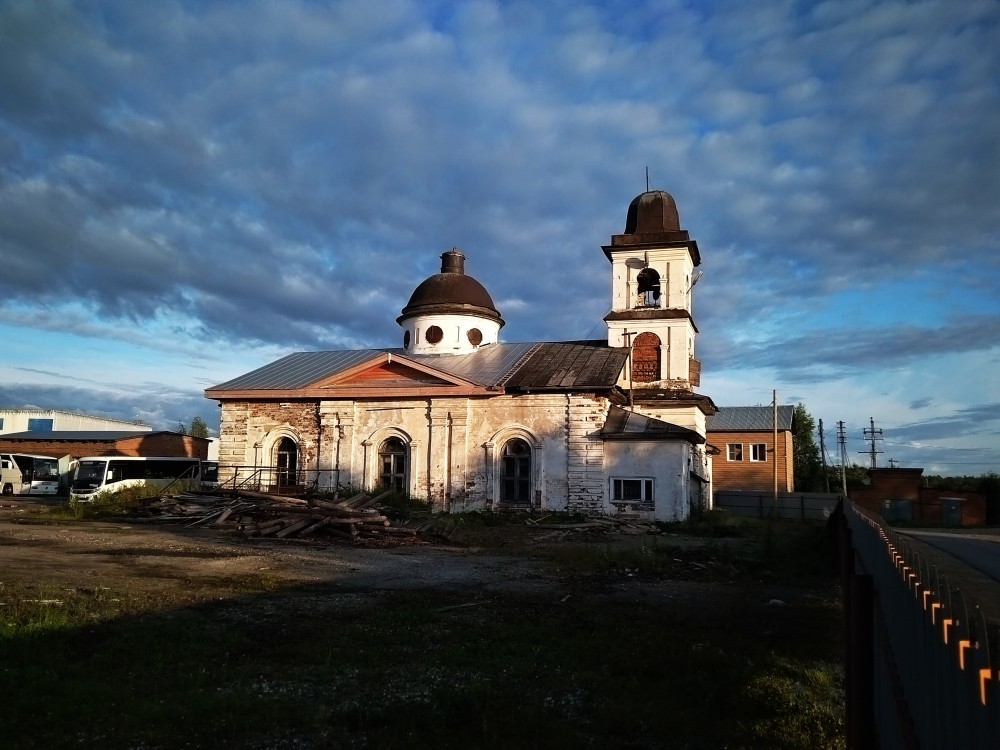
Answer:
706, 405, 796, 493
207, 190, 719, 521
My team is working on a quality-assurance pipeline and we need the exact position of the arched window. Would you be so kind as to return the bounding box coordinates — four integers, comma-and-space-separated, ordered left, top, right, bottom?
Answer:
276, 436, 298, 488
632, 332, 661, 383
501, 438, 531, 504
379, 437, 407, 492
635, 268, 661, 308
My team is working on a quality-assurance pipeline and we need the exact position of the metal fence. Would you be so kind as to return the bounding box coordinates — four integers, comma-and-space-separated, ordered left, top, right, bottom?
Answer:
216, 465, 343, 494
841, 500, 1000, 749
714, 490, 840, 520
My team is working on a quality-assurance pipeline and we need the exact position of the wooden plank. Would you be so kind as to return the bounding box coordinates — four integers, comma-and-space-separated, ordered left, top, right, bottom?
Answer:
275, 516, 317, 538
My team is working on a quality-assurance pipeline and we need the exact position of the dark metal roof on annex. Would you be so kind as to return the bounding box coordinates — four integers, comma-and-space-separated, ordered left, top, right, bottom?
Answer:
706, 405, 795, 432
207, 341, 629, 393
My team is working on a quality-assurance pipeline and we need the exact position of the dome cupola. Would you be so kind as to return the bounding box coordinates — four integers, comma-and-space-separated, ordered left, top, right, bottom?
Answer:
624, 190, 681, 234
397, 249, 504, 355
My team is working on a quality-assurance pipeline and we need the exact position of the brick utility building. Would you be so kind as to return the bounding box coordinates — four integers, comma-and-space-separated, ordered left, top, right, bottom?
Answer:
707, 405, 796, 493
851, 468, 987, 526
0, 431, 210, 462
207, 190, 719, 521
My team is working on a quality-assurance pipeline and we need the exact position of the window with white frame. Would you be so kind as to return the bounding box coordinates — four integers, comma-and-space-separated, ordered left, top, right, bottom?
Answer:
750, 443, 767, 462
727, 443, 743, 461
611, 477, 654, 504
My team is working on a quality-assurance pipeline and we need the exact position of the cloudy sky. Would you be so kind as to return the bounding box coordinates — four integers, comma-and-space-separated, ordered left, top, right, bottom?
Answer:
1, 0, 998, 476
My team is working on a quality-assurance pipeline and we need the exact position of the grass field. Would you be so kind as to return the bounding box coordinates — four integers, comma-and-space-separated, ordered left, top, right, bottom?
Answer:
1, 512, 845, 749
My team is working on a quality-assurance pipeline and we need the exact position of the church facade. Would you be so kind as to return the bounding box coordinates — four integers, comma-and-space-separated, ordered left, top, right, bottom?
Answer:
206, 190, 717, 521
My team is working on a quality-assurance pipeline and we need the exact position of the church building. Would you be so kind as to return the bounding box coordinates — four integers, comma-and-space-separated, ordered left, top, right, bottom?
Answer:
205, 190, 717, 521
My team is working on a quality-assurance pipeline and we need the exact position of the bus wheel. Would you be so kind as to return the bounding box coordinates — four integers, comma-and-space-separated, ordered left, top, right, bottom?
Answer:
1, 484, 12, 496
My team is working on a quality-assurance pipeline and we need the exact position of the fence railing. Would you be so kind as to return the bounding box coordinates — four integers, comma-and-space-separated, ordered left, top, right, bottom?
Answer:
714, 491, 839, 521
217, 465, 343, 494
841, 499, 1000, 749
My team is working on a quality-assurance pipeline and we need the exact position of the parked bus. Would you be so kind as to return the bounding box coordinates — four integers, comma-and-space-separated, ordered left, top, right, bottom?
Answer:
69, 456, 210, 501
0, 453, 61, 496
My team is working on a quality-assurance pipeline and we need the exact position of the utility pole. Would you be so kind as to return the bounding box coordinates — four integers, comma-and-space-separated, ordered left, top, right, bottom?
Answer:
819, 419, 830, 493
861, 417, 884, 469
623, 330, 634, 409
837, 421, 848, 497
772, 390, 778, 516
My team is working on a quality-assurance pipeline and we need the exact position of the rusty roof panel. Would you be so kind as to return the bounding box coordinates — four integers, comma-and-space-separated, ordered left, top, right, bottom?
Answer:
503, 341, 628, 390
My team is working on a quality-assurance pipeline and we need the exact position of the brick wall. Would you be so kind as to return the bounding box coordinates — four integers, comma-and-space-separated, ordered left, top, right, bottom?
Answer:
0, 434, 207, 461
850, 468, 988, 526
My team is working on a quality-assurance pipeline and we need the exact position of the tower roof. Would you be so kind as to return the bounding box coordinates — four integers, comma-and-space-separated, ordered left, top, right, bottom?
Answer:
604, 189, 699, 265
624, 190, 681, 234
397, 248, 504, 325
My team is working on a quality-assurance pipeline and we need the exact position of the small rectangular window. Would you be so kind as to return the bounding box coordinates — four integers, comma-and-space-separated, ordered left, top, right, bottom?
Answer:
27, 418, 54, 431
611, 477, 654, 504
751, 444, 767, 462
727, 444, 743, 461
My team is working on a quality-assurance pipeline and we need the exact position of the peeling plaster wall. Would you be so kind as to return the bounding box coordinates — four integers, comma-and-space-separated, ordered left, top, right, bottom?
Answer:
218, 392, 615, 512
604, 440, 693, 522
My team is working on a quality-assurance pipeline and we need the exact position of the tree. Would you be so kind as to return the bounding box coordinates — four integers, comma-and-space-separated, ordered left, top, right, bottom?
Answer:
177, 417, 210, 438
189, 416, 210, 438
793, 403, 824, 492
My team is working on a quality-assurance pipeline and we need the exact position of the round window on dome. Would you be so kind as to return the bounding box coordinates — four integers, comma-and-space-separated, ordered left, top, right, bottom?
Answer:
403, 330, 411, 349
467, 328, 483, 346
425, 325, 443, 344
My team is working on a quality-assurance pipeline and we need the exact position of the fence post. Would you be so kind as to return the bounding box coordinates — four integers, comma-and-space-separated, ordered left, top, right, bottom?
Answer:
849, 572, 876, 749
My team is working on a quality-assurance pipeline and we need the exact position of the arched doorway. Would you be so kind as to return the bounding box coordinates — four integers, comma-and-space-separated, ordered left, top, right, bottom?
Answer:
276, 437, 298, 489
501, 438, 531, 505
379, 437, 407, 492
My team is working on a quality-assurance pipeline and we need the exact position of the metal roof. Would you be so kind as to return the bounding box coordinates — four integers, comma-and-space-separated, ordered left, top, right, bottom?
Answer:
600, 406, 704, 443
706, 405, 795, 432
502, 341, 628, 390
206, 340, 627, 394
208, 350, 389, 391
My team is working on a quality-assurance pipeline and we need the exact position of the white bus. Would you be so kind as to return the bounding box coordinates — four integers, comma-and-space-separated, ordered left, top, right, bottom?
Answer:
0, 453, 61, 496
69, 456, 212, 501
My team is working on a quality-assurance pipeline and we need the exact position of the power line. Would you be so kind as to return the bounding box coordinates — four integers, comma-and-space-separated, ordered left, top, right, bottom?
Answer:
861, 417, 884, 469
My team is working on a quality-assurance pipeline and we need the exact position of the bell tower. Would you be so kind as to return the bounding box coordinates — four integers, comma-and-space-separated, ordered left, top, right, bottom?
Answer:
603, 190, 702, 392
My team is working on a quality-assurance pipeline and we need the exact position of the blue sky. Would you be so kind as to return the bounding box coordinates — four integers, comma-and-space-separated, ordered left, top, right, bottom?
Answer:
1, 0, 998, 475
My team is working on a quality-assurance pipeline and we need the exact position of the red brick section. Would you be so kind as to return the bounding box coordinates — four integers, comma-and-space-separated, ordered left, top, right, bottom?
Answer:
0, 433, 208, 461
632, 332, 660, 383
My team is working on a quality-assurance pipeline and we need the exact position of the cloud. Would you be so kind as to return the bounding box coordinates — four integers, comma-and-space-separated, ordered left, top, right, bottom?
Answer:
0, 0, 998, 473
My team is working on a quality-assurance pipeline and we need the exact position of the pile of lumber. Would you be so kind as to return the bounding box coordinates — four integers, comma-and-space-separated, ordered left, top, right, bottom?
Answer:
125, 489, 419, 543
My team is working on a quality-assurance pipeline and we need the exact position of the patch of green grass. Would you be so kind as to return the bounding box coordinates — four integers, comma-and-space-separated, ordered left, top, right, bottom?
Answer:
0, 518, 844, 749
1, 580, 843, 749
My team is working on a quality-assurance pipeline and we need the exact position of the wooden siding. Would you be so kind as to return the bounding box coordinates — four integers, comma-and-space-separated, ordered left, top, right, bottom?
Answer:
709, 429, 794, 493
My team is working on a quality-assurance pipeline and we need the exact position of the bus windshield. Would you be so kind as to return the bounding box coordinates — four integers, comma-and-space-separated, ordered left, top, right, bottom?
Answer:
71, 460, 107, 491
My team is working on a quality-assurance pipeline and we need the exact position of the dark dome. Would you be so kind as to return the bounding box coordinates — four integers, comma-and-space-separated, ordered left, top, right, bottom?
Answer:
624, 190, 681, 234
397, 248, 504, 324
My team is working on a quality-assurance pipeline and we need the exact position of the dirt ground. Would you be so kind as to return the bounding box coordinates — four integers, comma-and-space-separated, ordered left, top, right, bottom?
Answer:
0, 496, 820, 613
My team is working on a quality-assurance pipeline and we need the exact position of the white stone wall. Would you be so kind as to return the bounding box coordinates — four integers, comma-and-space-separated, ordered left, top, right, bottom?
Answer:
603, 439, 693, 522
218, 392, 616, 512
